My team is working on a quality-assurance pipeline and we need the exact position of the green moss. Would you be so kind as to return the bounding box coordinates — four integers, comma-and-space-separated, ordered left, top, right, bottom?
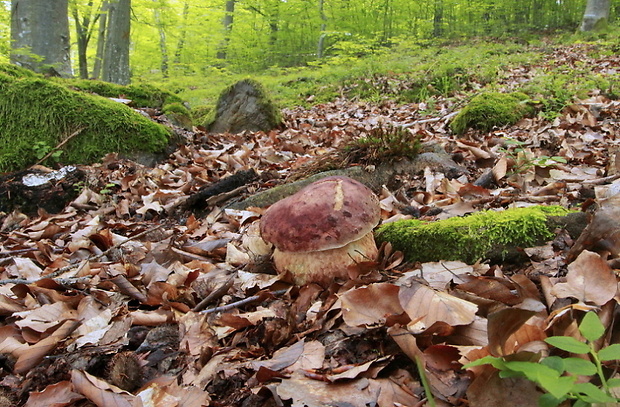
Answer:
162, 102, 193, 129
450, 92, 534, 135
0, 76, 171, 172
375, 206, 570, 264
191, 105, 213, 127
57, 78, 183, 108
0, 63, 39, 79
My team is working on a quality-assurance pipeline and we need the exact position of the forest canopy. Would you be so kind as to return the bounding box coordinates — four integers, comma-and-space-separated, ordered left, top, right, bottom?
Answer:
0, 0, 615, 80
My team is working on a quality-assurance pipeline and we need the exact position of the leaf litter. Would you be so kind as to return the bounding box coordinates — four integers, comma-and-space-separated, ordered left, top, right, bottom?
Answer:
0, 43, 620, 406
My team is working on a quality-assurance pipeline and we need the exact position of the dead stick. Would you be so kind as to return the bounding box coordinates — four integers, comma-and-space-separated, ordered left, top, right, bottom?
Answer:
200, 289, 288, 314
192, 273, 237, 312
33, 127, 86, 167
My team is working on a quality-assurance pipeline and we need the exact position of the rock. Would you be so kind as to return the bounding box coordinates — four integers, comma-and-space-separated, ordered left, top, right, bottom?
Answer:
208, 79, 281, 134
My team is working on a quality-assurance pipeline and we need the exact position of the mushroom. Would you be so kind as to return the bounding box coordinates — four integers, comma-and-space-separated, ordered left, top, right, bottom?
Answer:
259, 176, 381, 286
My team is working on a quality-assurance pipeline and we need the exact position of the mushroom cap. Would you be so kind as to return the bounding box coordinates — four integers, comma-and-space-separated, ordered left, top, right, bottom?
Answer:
260, 176, 380, 253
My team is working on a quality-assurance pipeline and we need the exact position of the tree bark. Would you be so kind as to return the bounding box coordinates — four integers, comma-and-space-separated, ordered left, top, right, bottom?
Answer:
152, 0, 168, 77
216, 0, 235, 61
92, 0, 109, 79
580, 0, 611, 31
317, 0, 327, 59
101, 0, 131, 85
10, 0, 72, 77
71, 1, 99, 79
172, 0, 190, 67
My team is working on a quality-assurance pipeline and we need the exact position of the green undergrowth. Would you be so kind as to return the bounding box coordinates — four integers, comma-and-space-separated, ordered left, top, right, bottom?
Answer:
154, 39, 539, 109
375, 205, 570, 264
0, 72, 171, 172
450, 92, 534, 135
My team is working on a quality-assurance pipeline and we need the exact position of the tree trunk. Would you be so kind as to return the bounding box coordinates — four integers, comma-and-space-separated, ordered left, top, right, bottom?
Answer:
173, 0, 190, 67
101, 0, 131, 85
317, 0, 327, 59
216, 0, 235, 61
71, 1, 98, 79
580, 0, 611, 31
10, 0, 72, 77
93, 0, 109, 79
152, 0, 168, 77
433, 0, 443, 38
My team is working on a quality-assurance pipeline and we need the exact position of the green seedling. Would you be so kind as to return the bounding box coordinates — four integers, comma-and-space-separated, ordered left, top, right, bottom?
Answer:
464, 312, 620, 407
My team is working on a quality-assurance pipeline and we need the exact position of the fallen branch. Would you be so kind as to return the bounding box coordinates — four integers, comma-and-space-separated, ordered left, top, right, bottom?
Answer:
200, 289, 289, 314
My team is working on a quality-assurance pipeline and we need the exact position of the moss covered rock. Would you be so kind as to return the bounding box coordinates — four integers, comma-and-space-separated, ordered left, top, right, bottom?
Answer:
208, 78, 281, 134
0, 74, 171, 172
450, 92, 533, 135
375, 206, 570, 264
162, 102, 193, 130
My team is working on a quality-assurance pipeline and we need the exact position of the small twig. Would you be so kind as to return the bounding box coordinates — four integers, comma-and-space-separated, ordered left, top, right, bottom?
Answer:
192, 273, 237, 312
33, 127, 86, 167
200, 289, 288, 314
0, 248, 39, 257
401, 111, 459, 128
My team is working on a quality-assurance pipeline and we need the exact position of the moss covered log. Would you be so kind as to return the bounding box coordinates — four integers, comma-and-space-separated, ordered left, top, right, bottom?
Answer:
375, 206, 572, 264
0, 71, 172, 172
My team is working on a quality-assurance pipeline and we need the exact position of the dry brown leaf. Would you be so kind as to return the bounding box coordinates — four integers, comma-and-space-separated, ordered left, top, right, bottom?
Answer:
71, 370, 134, 407
277, 372, 381, 407
399, 282, 478, 332
24, 381, 83, 407
466, 366, 542, 407
14, 319, 81, 374
552, 250, 618, 305
487, 308, 538, 357
340, 283, 405, 327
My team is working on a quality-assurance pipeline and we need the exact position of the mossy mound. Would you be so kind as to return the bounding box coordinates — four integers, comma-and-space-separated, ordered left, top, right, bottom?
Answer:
0, 74, 171, 172
450, 92, 534, 135
0, 63, 38, 79
58, 78, 183, 109
162, 102, 193, 130
375, 206, 570, 264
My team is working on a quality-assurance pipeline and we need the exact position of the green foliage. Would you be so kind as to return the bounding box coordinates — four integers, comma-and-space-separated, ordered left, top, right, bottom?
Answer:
464, 312, 620, 407
450, 92, 534, 135
375, 206, 569, 264
0, 74, 171, 172
501, 138, 567, 174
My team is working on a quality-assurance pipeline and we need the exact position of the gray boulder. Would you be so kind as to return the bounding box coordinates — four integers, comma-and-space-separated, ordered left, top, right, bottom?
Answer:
208, 79, 281, 134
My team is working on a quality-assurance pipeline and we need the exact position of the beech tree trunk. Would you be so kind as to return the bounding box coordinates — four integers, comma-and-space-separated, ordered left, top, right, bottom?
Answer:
101, 0, 130, 85
580, 0, 611, 31
216, 0, 235, 61
71, 1, 99, 79
10, 0, 72, 77
92, 1, 108, 79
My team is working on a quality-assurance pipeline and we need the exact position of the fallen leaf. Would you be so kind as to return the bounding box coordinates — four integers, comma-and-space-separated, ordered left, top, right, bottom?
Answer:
552, 250, 618, 305
399, 282, 478, 333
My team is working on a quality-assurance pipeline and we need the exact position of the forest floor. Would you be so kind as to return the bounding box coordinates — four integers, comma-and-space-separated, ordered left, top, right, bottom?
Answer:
1, 40, 620, 407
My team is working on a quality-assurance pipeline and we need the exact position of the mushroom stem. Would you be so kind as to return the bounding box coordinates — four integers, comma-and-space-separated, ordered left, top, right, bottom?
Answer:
273, 232, 378, 286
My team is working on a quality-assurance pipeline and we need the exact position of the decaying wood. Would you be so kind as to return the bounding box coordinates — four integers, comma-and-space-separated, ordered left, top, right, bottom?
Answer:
184, 168, 259, 209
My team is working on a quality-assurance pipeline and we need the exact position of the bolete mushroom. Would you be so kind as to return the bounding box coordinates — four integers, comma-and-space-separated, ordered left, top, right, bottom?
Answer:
259, 176, 381, 286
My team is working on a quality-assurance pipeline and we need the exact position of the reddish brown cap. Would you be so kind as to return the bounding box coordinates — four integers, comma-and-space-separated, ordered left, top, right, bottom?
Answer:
260, 176, 380, 253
